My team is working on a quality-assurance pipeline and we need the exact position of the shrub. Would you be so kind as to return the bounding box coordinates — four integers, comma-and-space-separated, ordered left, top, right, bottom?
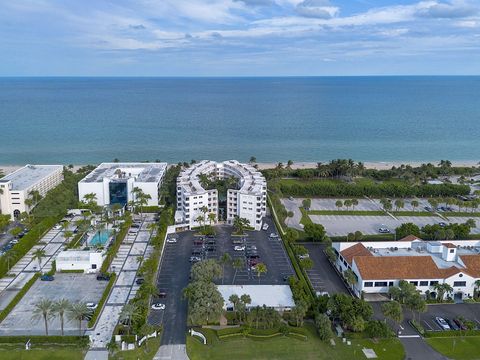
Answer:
87, 273, 116, 328
0, 273, 40, 321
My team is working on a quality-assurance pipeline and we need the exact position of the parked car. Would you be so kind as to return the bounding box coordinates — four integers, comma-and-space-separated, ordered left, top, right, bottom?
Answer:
166, 238, 177, 243
151, 303, 165, 310
246, 245, 257, 251
86, 302, 98, 310
378, 226, 390, 234
53, 224, 62, 230
438, 222, 447, 227
435, 317, 450, 330
289, 196, 294, 201
193, 239, 203, 245
232, 238, 244, 245
262, 223, 269, 231
445, 318, 460, 330
424, 206, 433, 212
206, 234, 215, 238
248, 254, 260, 259
157, 289, 167, 298
191, 249, 202, 256
269, 233, 279, 238
96, 273, 110, 281
135, 278, 145, 285
234, 245, 245, 251
298, 254, 310, 260
189, 256, 201, 263
40, 275, 54, 281
453, 318, 467, 330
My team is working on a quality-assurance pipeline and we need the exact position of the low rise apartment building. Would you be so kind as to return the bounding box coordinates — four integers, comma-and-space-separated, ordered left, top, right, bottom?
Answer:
175, 160, 267, 230
0, 165, 63, 219
333, 235, 480, 301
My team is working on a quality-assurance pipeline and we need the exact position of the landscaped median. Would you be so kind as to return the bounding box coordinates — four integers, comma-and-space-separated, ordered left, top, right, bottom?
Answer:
187, 324, 405, 360
425, 333, 480, 360
100, 215, 132, 273
87, 273, 117, 328
0, 273, 40, 322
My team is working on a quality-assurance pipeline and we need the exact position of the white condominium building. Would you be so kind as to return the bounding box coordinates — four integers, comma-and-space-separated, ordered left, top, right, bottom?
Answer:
0, 165, 64, 220
78, 162, 167, 207
175, 160, 267, 230
333, 235, 480, 301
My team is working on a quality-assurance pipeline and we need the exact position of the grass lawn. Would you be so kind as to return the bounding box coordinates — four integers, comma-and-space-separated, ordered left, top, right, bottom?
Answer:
0, 348, 85, 360
187, 325, 404, 360
426, 336, 480, 360
308, 210, 386, 216
110, 336, 161, 360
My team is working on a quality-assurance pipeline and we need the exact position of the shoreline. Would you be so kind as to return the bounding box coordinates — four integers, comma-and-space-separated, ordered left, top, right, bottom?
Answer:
1, 160, 479, 175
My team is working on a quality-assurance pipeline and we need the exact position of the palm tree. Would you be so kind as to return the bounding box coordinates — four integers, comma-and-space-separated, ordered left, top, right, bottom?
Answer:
239, 294, 251, 322
432, 283, 453, 301
106, 340, 119, 356
67, 302, 91, 335
200, 206, 209, 229
232, 257, 244, 284
4, 250, 17, 271
411, 200, 419, 212
474, 280, 480, 299
207, 213, 216, 226
255, 263, 267, 284
195, 215, 204, 229
119, 303, 141, 335
32, 298, 54, 335
351, 199, 358, 210
32, 248, 46, 270
229, 294, 240, 322
220, 253, 232, 285
343, 269, 357, 288
335, 200, 343, 210
146, 222, 157, 238
52, 299, 71, 336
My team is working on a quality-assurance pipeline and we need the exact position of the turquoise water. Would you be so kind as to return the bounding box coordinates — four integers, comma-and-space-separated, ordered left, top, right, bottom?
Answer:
0, 76, 479, 164
89, 230, 111, 246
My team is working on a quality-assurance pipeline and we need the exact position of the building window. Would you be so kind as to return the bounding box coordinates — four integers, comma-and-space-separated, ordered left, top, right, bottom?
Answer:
410, 281, 418, 286
388, 281, 394, 287
430, 281, 439, 286
419, 281, 429, 286
364, 282, 373, 287
449, 249, 454, 253
374, 281, 388, 287
453, 281, 466, 287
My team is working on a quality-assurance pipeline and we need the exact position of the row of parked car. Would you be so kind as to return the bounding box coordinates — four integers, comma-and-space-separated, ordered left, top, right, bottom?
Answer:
189, 235, 216, 263
435, 316, 474, 331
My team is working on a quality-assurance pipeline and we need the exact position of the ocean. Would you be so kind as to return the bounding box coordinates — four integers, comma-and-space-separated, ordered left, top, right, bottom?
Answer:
0, 76, 479, 165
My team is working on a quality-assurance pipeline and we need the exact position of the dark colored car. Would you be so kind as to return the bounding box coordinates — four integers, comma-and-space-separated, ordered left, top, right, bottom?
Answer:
453, 318, 467, 330
158, 289, 167, 298
96, 273, 110, 281
191, 249, 202, 256
446, 318, 460, 330
206, 234, 215, 238
248, 254, 260, 259
136, 278, 145, 285
41, 275, 54, 281
193, 239, 203, 246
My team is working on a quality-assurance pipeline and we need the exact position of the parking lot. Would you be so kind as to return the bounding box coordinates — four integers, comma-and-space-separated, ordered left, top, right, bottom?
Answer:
149, 216, 294, 345
0, 273, 106, 335
309, 214, 480, 236
302, 243, 349, 295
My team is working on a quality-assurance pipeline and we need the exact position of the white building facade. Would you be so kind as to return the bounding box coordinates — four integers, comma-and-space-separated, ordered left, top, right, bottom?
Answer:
333, 236, 480, 301
78, 162, 167, 207
0, 165, 63, 220
176, 160, 267, 230
56, 250, 105, 273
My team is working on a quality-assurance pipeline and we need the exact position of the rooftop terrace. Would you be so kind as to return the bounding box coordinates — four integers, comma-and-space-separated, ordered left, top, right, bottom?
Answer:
79, 162, 167, 184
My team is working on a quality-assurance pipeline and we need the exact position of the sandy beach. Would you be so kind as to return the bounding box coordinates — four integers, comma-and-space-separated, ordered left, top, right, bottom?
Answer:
1, 160, 479, 177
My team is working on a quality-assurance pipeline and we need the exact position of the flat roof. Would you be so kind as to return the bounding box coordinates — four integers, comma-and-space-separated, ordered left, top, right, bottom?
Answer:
0, 164, 62, 191
79, 162, 167, 184
218, 285, 295, 308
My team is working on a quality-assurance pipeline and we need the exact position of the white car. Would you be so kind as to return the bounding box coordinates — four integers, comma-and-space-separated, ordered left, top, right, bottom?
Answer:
86, 302, 98, 310
298, 254, 310, 260
262, 223, 269, 231
269, 233, 279, 238
234, 245, 245, 251
151, 303, 166, 310
378, 226, 390, 234
54, 224, 62, 230
166, 238, 177, 243
435, 317, 450, 330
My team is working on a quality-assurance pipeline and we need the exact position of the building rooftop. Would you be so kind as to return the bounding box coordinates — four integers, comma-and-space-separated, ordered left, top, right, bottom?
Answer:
79, 162, 167, 184
218, 285, 295, 309
0, 165, 63, 191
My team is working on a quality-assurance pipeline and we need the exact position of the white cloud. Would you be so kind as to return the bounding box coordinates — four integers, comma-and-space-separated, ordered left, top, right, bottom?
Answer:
295, 0, 339, 19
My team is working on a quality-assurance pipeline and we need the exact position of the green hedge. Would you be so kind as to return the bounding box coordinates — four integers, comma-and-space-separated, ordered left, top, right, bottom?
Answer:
87, 273, 116, 328
0, 273, 40, 322
60, 269, 84, 273
0, 217, 61, 278
216, 327, 242, 337
424, 329, 480, 338
101, 216, 132, 273
0, 335, 89, 347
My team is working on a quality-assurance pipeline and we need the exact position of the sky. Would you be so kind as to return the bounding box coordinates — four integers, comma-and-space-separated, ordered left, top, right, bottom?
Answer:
0, 0, 479, 76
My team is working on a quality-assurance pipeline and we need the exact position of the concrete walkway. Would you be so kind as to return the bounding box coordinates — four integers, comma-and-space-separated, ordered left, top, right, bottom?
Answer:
153, 344, 189, 360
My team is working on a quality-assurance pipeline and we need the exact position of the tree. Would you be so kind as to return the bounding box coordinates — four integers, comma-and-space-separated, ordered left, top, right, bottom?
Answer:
52, 298, 71, 336
432, 283, 453, 301
106, 339, 119, 356
343, 269, 357, 288
395, 223, 421, 239
381, 301, 403, 329
207, 212, 216, 226
325, 246, 336, 263
303, 223, 327, 242
284, 228, 299, 243
354, 230, 363, 241
219, 253, 232, 285
411, 200, 419, 212
351, 199, 359, 210
249, 156, 257, 163
233, 216, 250, 234
63, 230, 73, 245
68, 302, 92, 336
346, 232, 355, 242
474, 279, 480, 299
239, 294, 251, 322
388, 280, 417, 304
315, 313, 333, 341
287, 160, 294, 169
119, 303, 141, 335
302, 198, 311, 210
365, 320, 391, 339
290, 300, 308, 327
32, 248, 46, 270
344, 199, 352, 211
183, 281, 224, 325
232, 257, 244, 284
195, 215, 204, 229
335, 200, 343, 210
191, 259, 222, 282
10, 226, 23, 238
428, 198, 438, 210
383, 200, 392, 212
229, 294, 240, 322
300, 257, 314, 270
32, 298, 54, 335
405, 293, 426, 322
4, 250, 17, 271
394, 199, 405, 212
255, 262, 267, 284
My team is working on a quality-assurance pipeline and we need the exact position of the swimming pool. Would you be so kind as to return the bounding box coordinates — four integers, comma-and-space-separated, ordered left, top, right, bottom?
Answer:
89, 230, 111, 246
